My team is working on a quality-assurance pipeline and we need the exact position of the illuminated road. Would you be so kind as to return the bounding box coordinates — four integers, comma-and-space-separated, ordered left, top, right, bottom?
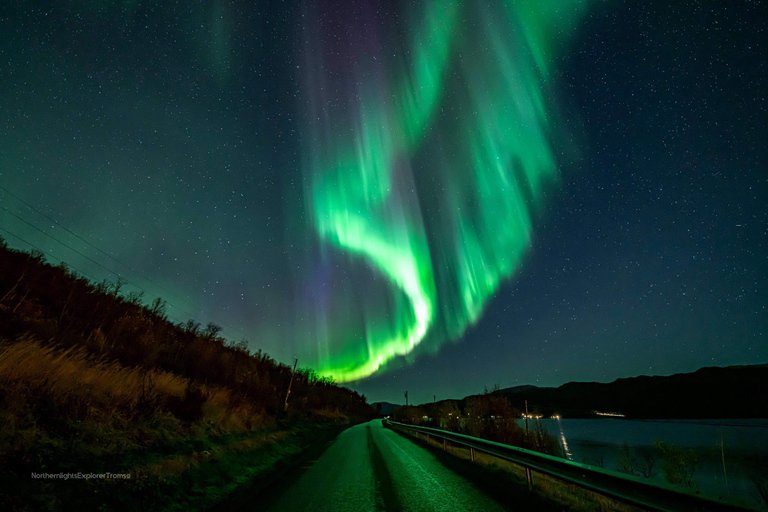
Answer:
266, 420, 509, 512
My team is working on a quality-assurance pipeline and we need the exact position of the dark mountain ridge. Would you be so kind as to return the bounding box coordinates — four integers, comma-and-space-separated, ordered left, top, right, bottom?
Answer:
498, 364, 768, 419
371, 402, 401, 416
410, 365, 768, 419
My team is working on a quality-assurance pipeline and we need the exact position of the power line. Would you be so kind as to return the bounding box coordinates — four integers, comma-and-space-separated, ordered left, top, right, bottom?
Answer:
0, 204, 252, 341
1, 225, 253, 348
0, 185, 198, 311
0, 213, 198, 318
1, 204, 128, 281
0, 226, 100, 282
1, 218, 248, 339
1, 187, 252, 340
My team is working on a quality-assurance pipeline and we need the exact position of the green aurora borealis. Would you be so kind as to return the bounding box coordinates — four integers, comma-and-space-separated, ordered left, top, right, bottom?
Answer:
3, 0, 766, 402
302, 1, 591, 382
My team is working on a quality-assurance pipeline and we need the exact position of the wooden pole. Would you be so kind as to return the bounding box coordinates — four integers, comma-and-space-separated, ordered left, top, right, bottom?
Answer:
525, 400, 529, 434
284, 358, 298, 412
0, 271, 24, 304
525, 399, 532, 490
405, 390, 409, 424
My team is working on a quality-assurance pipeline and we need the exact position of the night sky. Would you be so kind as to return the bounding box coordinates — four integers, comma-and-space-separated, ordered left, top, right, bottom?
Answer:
1, 1, 766, 405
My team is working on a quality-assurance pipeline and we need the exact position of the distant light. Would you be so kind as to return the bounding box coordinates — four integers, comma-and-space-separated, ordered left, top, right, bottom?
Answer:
594, 411, 625, 418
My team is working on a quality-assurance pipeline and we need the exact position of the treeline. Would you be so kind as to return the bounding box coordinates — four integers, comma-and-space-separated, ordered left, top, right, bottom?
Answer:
0, 239, 370, 420
0, 238, 374, 509
389, 389, 561, 457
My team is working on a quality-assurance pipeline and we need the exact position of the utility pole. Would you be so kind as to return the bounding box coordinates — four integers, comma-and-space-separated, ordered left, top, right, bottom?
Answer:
525, 399, 529, 434
405, 390, 409, 424
524, 399, 532, 490
284, 358, 298, 412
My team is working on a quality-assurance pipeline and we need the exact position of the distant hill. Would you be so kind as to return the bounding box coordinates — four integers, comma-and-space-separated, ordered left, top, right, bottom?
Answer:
499, 384, 540, 394
371, 402, 401, 416
494, 365, 768, 419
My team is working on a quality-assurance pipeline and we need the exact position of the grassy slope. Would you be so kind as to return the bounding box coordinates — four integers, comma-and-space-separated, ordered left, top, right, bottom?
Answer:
0, 242, 373, 510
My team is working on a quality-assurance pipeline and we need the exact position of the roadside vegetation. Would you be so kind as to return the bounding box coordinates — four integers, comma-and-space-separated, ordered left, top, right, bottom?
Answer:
389, 387, 563, 457
387, 388, 768, 510
0, 239, 373, 510
388, 421, 643, 512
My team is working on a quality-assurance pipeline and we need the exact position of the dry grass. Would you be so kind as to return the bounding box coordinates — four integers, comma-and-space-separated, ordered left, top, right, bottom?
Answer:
310, 407, 350, 423
0, 335, 287, 510
135, 430, 289, 479
0, 336, 187, 409
0, 336, 265, 436
0, 243, 373, 510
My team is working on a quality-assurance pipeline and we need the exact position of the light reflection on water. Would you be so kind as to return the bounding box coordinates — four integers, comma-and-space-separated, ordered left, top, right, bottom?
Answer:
517, 418, 768, 504
555, 417, 573, 460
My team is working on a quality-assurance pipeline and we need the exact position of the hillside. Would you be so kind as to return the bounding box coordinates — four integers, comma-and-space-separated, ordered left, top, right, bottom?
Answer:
371, 402, 401, 416
0, 239, 374, 510
405, 367, 768, 420
496, 365, 768, 419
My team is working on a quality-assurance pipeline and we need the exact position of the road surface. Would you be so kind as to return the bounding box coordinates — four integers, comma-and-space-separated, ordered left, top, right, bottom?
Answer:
266, 419, 509, 512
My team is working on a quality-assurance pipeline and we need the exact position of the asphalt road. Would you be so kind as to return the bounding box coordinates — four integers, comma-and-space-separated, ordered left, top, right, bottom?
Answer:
266, 420, 509, 512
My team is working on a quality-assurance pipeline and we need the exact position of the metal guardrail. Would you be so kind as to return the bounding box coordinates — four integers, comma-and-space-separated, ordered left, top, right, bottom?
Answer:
385, 420, 752, 512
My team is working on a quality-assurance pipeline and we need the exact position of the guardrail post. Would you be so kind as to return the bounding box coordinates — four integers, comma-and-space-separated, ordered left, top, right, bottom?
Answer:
470, 447, 475, 462
386, 420, 739, 511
